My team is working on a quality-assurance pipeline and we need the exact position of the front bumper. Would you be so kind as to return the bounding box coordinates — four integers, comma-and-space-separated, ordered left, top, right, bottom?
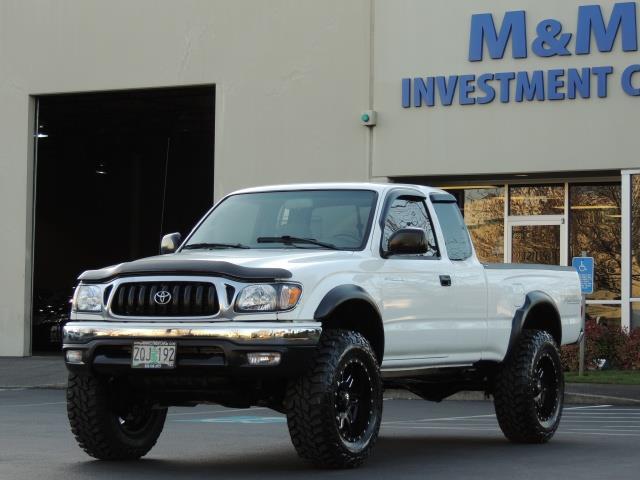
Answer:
62, 321, 322, 377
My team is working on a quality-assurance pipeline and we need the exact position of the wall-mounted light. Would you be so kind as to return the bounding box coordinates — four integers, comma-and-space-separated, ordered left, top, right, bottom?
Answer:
36, 124, 48, 138
95, 161, 108, 175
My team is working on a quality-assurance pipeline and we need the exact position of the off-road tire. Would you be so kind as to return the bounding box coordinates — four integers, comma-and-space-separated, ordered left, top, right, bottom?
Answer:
285, 329, 383, 469
67, 372, 167, 460
494, 330, 564, 443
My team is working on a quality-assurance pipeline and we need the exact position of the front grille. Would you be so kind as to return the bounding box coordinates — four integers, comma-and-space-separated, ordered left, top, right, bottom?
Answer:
111, 282, 219, 317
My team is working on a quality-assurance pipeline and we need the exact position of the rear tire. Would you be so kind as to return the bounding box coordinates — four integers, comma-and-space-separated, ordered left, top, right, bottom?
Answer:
494, 330, 564, 443
285, 329, 383, 469
67, 372, 167, 460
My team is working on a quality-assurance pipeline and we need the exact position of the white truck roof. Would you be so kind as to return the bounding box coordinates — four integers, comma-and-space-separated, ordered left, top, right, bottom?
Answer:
231, 182, 448, 197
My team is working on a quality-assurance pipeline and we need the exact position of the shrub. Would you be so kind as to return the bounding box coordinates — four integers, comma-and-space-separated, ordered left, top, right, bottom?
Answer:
617, 328, 640, 370
561, 320, 639, 371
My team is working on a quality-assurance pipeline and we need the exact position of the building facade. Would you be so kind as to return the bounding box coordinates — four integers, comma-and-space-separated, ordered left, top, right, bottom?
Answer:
0, 0, 638, 356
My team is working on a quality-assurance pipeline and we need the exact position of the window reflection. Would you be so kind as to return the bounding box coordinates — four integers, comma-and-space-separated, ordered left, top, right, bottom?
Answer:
632, 175, 640, 298
632, 303, 640, 331
586, 304, 621, 329
445, 187, 504, 263
509, 185, 564, 216
512, 225, 560, 265
570, 184, 621, 300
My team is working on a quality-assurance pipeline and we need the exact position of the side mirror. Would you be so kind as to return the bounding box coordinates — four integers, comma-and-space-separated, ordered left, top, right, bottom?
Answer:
387, 228, 428, 256
160, 232, 182, 254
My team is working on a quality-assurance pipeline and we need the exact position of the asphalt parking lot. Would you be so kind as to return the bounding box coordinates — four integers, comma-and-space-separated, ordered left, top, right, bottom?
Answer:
1, 389, 639, 480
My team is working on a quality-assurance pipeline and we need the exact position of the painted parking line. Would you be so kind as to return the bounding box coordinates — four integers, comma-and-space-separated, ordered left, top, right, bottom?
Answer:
384, 425, 499, 432
0, 401, 65, 408
168, 407, 267, 417
561, 431, 640, 437
382, 405, 640, 438
564, 405, 613, 410
176, 415, 286, 424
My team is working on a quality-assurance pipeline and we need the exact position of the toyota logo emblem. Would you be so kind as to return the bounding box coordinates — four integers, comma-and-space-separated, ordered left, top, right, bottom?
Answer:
154, 290, 172, 305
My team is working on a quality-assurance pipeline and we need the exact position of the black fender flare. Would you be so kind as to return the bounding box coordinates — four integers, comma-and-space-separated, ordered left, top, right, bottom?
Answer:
313, 285, 384, 361
506, 291, 562, 358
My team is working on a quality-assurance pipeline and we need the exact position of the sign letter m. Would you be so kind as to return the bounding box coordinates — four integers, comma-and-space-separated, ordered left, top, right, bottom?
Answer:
576, 2, 638, 54
469, 11, 527, 61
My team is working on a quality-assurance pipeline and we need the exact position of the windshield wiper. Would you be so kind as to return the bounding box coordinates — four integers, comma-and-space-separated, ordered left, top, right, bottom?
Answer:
182, 242, 250, 250
257, 236, 339, 250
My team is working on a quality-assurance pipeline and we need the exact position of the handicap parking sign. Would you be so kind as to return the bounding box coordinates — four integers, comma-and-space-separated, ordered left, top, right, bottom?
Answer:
571, 257, 594, 295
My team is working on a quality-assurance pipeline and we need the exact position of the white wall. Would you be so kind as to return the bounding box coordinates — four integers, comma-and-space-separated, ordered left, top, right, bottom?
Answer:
0, 0, 372, 355
373, 0, 640, 177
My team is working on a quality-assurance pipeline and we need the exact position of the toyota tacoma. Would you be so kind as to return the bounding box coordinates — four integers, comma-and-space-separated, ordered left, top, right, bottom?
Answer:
63, 183, 583, 468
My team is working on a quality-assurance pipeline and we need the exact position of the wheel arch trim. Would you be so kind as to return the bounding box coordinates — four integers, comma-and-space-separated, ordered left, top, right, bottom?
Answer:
507, 291, 562, 358
313, 284, 384, 362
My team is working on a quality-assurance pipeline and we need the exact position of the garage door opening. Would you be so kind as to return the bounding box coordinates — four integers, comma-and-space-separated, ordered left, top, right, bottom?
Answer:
32, 86, 215, 352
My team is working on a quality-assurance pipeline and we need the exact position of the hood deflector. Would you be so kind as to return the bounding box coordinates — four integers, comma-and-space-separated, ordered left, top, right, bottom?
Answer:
78, 257, 292, 283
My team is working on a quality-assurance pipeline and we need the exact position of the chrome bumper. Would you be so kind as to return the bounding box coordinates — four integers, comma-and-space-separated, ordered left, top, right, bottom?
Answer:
63, 321, 322, 346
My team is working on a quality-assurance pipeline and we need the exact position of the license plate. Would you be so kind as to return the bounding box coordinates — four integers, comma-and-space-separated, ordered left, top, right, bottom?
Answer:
132, 341, 176, 369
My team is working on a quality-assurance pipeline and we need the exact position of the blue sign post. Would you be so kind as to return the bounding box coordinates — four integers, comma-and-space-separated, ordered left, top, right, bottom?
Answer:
572, 256, 595, 295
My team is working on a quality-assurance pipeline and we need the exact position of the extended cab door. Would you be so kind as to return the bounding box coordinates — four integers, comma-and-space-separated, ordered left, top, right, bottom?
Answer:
380, 190, 487, 369
429, 194, 488, 361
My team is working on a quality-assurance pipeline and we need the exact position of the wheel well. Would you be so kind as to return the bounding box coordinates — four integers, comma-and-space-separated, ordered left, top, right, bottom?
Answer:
522, 302, 562, 345
321, 299, 384, 364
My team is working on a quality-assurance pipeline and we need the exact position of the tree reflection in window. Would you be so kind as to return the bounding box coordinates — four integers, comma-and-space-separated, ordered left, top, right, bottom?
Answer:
570, 184, 621, 301
382, 198, 437, 256
456, 187, 504, 263
510, 185, 564, 215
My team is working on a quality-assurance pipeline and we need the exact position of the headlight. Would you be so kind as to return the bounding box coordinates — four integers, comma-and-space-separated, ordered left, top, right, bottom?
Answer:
73, 285, 103, 312
235, 284, 302, 312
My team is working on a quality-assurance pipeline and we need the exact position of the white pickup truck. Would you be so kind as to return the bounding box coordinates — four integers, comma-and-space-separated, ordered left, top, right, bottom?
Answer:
63, 183, 583, 468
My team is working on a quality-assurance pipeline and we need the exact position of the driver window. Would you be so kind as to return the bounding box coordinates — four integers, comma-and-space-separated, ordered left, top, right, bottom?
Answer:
382, 197, 438, 257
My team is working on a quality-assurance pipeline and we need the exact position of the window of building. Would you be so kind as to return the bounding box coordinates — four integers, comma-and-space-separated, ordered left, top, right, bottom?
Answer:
632, 303, 640, 330
509, 185, 564, 216
382, 197, 438, 256
511, 224, 561, 265
446, 187, 504, 263
569, 184, 621, 301
586, 304, 622, 329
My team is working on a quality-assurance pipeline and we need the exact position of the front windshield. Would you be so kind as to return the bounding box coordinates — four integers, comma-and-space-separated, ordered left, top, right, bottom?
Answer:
183, 190, 378, 251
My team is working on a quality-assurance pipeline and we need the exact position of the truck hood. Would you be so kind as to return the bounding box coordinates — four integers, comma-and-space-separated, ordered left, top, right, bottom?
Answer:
78, 249, 356, 283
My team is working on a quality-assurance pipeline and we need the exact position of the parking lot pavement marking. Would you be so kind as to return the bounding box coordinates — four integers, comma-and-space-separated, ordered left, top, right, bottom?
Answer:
561, 431, 640, 437
383, 425, 499, 432
561, 420, 640, 423
564, 405, 612, 410
381, 405, 640, 438
0, 401, 65, 408
383, 413, 496, 425
168, 407, 267, 417
176, 415, 286, 424
565, 411, 640, 415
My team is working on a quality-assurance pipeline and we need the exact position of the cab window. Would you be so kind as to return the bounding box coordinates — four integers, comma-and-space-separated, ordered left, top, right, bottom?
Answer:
382, 196, 438, 257
432, 201, 473, 261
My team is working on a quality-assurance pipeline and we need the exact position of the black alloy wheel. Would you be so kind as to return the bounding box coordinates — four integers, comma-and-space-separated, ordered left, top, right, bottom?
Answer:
334, 358, 375, 443
532, 352, 561, 425
286, 329, 383, 468
494, 329, 564, 443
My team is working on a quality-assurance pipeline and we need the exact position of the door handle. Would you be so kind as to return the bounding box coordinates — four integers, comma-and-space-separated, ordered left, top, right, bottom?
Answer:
439, 275, 452, 287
